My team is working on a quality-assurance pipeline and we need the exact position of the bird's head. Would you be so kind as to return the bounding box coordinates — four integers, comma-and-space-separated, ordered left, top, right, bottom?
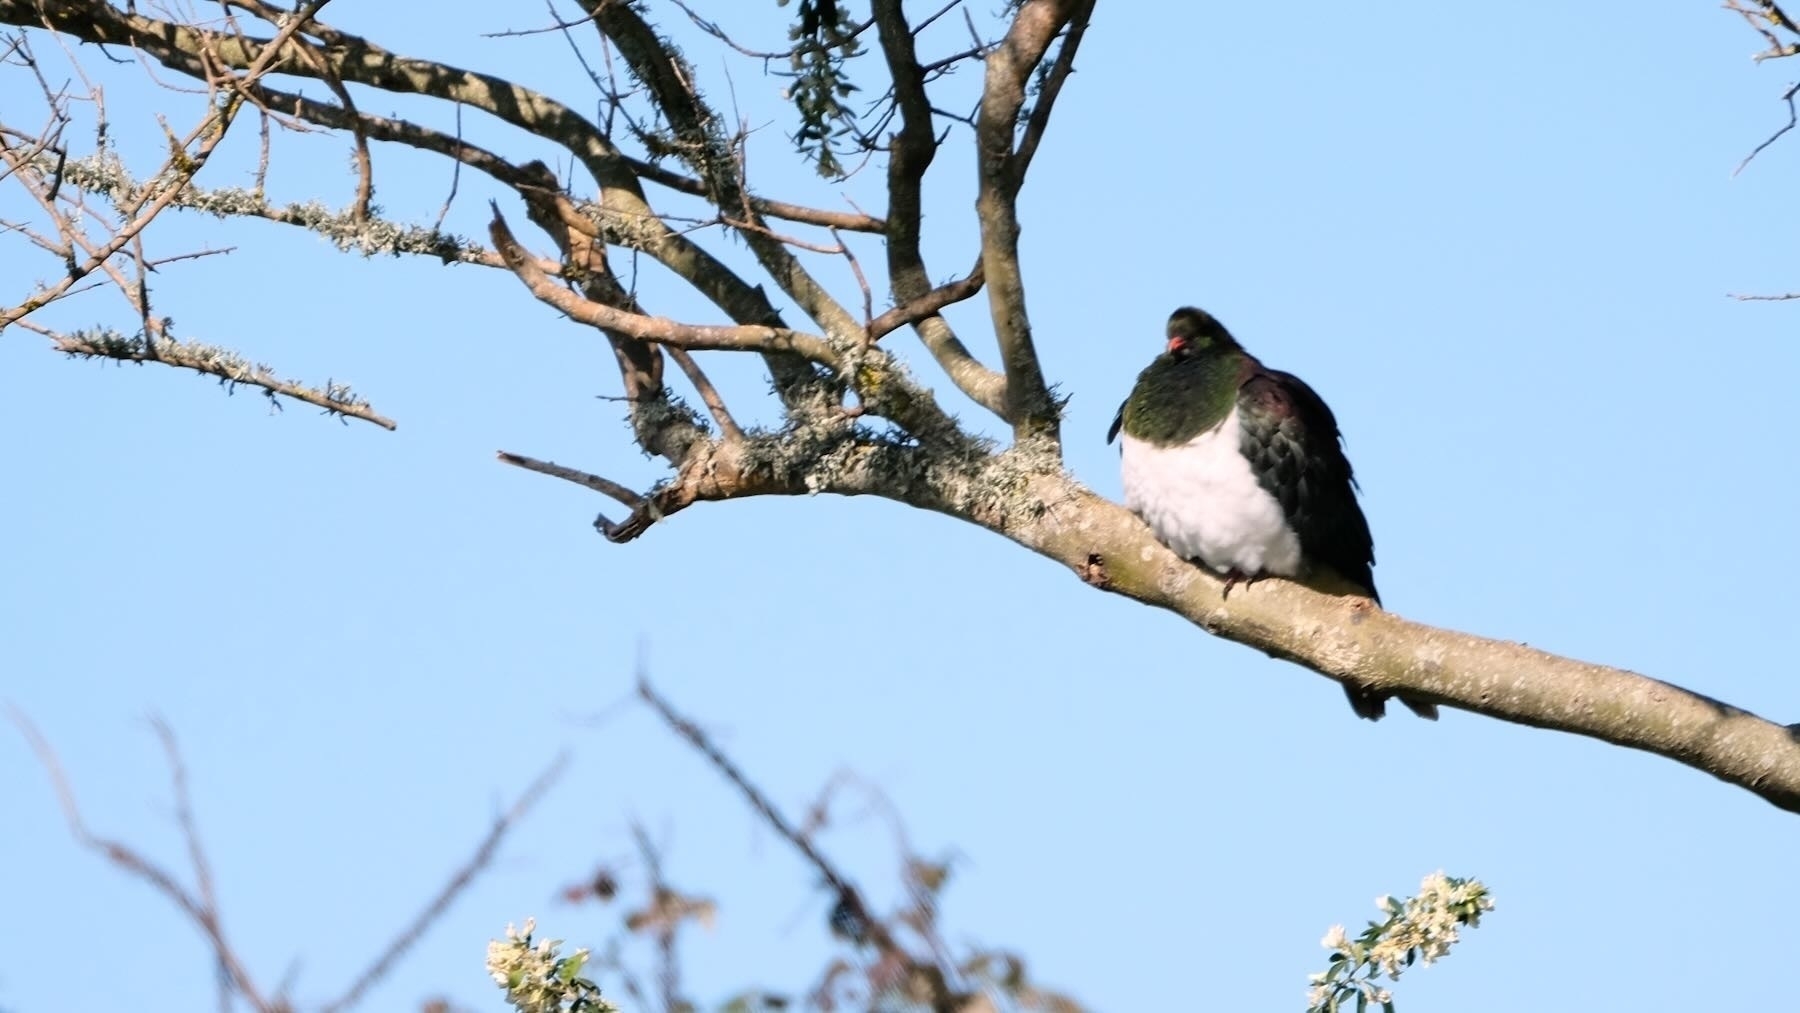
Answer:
1164, 306, 1240, 358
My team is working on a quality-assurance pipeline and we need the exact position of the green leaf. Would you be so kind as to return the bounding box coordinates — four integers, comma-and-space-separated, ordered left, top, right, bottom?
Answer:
561, 951, 588, 982
1382, 1003, 1396, 1013
1355, 990, 1368, 1013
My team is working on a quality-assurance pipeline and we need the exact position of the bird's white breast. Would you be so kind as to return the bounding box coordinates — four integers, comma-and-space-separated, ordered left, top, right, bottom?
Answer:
1119, 406, 1302, 577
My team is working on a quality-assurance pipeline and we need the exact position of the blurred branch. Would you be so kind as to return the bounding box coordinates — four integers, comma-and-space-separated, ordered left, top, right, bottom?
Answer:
636, 678, 957, 1009
323, 757, 567, 1013
12, 705, 567, 1013
11, 708, 277, 1013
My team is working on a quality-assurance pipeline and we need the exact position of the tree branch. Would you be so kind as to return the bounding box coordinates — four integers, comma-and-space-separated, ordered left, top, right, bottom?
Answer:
322, 757, 567, 1013
488, 205, 842, 367
506, 428, 1800, 818
47, 325, 396, 430
623, 153, 886, 233
867, 264, 986, 342
579, 1, 864, 344
874, 0, 1010, 418
0, 0, 813, 407
10, 708, 274, 1012
975, 0, 1086, 444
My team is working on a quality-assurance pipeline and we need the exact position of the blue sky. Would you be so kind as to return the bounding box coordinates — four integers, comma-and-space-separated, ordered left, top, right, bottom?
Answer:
5, 3, 1800, 1010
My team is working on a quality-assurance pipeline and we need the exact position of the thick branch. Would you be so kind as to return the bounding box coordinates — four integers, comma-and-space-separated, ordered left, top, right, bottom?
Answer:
511, 428, 1800, 817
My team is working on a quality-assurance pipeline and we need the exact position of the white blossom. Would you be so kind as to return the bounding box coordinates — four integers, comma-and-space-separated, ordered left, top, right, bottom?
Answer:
485, 917, 614, 1013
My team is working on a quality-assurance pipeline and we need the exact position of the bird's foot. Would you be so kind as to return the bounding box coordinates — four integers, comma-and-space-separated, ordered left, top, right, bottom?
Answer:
1219, 568, 1266, 600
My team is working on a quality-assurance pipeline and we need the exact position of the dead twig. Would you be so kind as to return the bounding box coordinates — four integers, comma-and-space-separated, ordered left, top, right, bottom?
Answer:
1735, 80, 1800, 175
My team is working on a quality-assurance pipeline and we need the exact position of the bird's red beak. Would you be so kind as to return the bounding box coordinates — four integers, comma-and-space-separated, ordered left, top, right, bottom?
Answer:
1166, 336, 1187, 354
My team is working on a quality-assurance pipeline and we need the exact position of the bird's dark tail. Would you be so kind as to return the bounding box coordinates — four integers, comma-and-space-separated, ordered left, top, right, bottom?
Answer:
1342, 684, 1440, 721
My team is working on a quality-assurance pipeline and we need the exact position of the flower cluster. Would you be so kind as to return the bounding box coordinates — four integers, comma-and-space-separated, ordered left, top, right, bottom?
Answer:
485, 918, 616, 1013
1306, 872, 1494, 1012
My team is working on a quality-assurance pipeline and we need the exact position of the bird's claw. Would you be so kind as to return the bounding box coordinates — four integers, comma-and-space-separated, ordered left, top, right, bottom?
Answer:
1219, 568, 1265, 600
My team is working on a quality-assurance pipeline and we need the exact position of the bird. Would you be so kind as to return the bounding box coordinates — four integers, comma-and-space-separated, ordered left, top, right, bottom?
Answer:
1108, 306, 1436, 721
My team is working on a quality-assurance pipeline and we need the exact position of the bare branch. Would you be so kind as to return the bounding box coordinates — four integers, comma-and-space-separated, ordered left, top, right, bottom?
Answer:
322, 757, 567, 1013
496, 450, 648, 511
1735, 80, 1800, 175
488, 205, 842, 366
874, 0, 1009, 418
47, 325, 396, 429
637, 679, 916, 974
1013, 0, 1096, 180
975, 0, 1090, 444
578, 1, 863, 342
624, 153, 886, 232
867, 264, 985, 341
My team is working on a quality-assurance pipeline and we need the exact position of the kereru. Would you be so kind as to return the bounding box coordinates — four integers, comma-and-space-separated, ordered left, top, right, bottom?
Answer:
1108, 307, 1435, 721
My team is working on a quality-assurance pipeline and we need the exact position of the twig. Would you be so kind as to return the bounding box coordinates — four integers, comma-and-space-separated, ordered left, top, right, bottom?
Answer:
1735, 80, 1800, 175
1014, 0, 1095, 180
636, 679, 906, 965
433, 102, 464, 232
496, 450, 647, 508
321, 756, 567, 1012
834, 226, 875, 326
664, 345, 745, 442
622, 153, 887, 232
